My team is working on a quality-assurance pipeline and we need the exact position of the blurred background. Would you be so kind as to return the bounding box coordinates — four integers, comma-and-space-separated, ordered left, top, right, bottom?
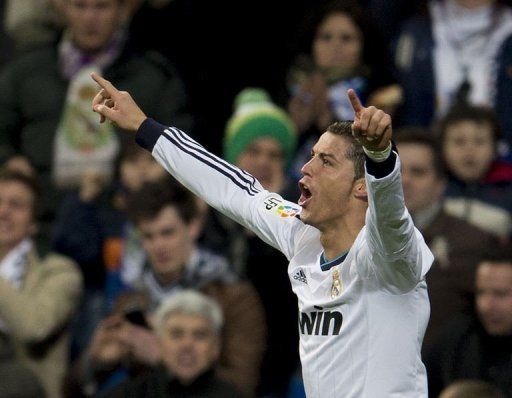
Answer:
0, 1, 511, 397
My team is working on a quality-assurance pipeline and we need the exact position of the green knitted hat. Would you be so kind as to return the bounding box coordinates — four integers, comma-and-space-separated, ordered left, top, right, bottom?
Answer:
224, 88, 297, 165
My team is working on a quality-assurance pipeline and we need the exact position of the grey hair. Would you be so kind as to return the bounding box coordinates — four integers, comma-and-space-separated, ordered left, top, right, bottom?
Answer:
154, 290, 224, 334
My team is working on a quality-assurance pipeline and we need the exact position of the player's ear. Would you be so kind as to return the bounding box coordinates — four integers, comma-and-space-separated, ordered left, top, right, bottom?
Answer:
353, 178, 367, 201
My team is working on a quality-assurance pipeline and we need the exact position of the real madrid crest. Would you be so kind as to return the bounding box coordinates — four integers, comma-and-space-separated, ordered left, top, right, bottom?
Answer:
330, 269, 343, 299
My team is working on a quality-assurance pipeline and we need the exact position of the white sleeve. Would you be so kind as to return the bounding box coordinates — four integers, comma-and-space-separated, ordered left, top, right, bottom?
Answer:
135, 119, 307, 260
364, 154, 434, 293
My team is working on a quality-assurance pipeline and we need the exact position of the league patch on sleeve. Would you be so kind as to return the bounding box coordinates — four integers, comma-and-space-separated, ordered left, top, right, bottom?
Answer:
263, 196, 301, 218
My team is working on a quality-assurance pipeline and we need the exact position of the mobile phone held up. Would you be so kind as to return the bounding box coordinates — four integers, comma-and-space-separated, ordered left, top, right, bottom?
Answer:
124, 309, 150, 329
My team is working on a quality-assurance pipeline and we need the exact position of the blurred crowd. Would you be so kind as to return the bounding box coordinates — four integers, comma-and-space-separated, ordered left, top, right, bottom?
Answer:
0, 0, 511, 397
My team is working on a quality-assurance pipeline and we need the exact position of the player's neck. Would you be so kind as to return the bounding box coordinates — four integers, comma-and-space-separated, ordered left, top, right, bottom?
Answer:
320, 213, 364, 261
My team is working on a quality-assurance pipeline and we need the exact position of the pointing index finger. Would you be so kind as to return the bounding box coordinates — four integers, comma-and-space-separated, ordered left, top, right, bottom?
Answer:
91, 72, 120, 98
347, 89, 364, 114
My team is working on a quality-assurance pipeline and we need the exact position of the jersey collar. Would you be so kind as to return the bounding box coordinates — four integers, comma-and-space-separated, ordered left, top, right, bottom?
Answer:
320, 249, 350, 271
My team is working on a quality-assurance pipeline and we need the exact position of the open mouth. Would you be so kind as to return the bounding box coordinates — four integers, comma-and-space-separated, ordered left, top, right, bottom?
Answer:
298, 181, 312, 206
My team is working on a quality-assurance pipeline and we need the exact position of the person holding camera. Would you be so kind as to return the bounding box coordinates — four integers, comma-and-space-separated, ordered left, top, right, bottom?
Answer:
99, 290, 243, 398
63, 180, 266, 398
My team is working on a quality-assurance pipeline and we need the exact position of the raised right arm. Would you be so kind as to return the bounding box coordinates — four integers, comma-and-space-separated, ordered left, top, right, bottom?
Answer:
90, 73, 306, 260
136, 118, 305, 260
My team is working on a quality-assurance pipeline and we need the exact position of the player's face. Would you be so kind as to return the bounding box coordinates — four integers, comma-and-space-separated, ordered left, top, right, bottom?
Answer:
313, 12, 362, 71
398, 143, 445, 215
476, 262, 512, 336
65, 0, 123, 53
159, 313, 220, 384
0, 182, 36, 253
138, 206, 199, 284
299, 133, 361, 229
442, 120, 494, 183
236, 137, 285, 192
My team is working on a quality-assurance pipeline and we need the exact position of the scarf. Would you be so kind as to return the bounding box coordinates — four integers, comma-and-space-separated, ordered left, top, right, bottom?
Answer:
52, 30, 126, 189
141, 248, 236, 311
0, 239, 32, 332
431, 0, 512, 117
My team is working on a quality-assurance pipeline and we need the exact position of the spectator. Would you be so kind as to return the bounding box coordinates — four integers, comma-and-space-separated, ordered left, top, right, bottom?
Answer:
439, 105, 512, 239
425, 245, 512, 397
51, 141, 168, 357
99, 290, 243, 397
440, 380, 506, 398
224, 88, 298, 198
392, 0, 512, 135
395, 128, 499, 349
65, 181, 266, 397
0, 0, 192, 249
286, 0, 398, 181
220, 88, 300, 397
63, 307, 158, 398
0, 169, 82, 398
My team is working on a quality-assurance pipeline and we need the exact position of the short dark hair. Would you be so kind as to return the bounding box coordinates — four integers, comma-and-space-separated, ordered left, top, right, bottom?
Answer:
0, 168, 42, 218
480, 243, 512, 267
438, 104, 502, 145
326, 121, 365, 180
126, 178, 198, 226
394, 126, 446, 179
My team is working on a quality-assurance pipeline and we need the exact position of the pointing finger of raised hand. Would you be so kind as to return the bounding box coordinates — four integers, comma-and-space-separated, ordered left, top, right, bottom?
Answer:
347, 89, 364, 114
91, 72, 119, 98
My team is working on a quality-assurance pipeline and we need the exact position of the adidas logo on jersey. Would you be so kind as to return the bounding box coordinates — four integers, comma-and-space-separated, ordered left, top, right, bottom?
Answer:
293, 269, 307, 284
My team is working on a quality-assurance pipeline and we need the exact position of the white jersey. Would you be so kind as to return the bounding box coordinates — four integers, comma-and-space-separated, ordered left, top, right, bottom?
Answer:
136, 120, 434, 398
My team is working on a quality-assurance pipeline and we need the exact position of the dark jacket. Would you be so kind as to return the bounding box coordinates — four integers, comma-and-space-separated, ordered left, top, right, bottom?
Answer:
425, 315, 512, 398
100, 367, 243, 398
420, 208, 498, 350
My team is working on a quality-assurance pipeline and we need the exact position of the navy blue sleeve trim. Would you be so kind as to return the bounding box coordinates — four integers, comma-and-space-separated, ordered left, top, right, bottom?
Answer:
135, 118, 166, 151
365, 142, 398, 179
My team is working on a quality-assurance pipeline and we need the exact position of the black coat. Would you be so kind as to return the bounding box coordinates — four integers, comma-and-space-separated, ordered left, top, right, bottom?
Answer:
425, 315, 512, 398
99, 367, 243, 398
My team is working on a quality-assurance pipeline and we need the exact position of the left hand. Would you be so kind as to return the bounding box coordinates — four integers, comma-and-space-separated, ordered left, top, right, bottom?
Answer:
348, 89, 392, 151
117, 322, 161, 366
79, 170, 106, 202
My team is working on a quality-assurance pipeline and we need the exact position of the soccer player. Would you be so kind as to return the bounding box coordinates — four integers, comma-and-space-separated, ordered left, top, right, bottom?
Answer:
91, 73, 433, 397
